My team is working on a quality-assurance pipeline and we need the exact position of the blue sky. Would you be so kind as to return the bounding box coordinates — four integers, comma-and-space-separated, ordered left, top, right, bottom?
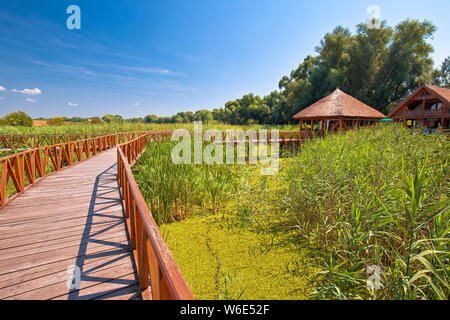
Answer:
0, 0, 449, 119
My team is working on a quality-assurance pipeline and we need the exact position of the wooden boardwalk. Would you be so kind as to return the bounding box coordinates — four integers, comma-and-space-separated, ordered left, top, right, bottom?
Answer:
0, 149, 141, 300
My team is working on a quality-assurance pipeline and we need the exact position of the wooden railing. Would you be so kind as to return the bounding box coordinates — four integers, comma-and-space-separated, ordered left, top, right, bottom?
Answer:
117, 134, 195, 300
0, 130, 309, 151
187, 130, 313, 144
0, 131, 174, 150
0, 134, 119, 208
0, 134, 104, 150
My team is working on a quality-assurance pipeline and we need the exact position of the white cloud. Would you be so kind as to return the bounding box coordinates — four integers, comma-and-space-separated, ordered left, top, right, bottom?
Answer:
26, 98, 36, 102
0, 97, 4, 100
12, 88, 42, 95
134, 102, 139, 106
0, 85, 5, 91
68, 102, 78, 107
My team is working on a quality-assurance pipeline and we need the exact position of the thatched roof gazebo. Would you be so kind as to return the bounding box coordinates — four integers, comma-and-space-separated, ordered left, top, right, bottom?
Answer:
293, 88, 386, 137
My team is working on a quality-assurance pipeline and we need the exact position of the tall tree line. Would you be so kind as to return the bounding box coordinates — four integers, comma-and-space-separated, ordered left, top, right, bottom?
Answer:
5, 19, 445, 127
145, 19, 448, 125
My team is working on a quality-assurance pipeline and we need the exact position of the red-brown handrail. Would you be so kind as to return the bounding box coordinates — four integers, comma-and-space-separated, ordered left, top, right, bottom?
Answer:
0, 131, 174, 149
0, 130, 309, 151
0, 134, 123, 208
117, 134, 195, 300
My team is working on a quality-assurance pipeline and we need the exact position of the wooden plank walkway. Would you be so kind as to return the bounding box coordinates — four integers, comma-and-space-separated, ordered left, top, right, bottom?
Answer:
0, 148, 141, 300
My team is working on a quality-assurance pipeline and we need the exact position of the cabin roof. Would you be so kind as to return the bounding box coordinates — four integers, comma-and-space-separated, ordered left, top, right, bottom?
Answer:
388, 84, 450, 118
292, 88, 386, 120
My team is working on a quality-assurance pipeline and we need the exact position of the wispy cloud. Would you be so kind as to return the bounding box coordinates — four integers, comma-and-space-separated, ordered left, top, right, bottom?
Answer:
12, 88, 42, 95
0, 85, 5, 91
68, 102, 78, 107
26, 98, 36, 102
172, 50, 212, 63
104, 64, 186, 77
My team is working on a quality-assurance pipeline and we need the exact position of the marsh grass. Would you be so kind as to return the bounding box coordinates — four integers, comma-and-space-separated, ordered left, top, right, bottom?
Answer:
284, 124, 449, 299
0, 123, 298, 136
135, 139, 315, 299
134, 140, 244, 224
134, 123, 448, 300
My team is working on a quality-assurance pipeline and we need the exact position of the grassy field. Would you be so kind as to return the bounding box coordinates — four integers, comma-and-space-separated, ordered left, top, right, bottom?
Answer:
283, 124, 449, 299
134, 149, 317, 299
2, 122, 448, 299
0, 123, 298, 135
134, 124, 449, 300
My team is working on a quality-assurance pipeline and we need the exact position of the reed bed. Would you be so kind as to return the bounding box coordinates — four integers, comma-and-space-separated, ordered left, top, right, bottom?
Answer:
133, 140, 243, 224
0, 123, 298, 136
133, 124, 448, 299
284, 124, 449, 299
134, 139, 314, 299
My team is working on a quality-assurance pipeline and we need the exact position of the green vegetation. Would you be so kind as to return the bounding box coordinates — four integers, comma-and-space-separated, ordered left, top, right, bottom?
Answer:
0, 123, 297, 136
0, 111, 33, 127
160, 211, 313, 300
134, 124, 448, 300
46, 117, 67, 126
134, 144, 316, 299
102, 114, 125, 123
2, 21, 449, 128
134, 140, 243, 224
284, 125, 449, 299
433, 57, 450, 88
0, 18, 448, 301
139, 20, 448, 125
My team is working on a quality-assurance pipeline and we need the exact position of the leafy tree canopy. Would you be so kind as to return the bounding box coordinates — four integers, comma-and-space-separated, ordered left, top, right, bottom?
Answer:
148, 19, 439, 125
1, 110, 33, 127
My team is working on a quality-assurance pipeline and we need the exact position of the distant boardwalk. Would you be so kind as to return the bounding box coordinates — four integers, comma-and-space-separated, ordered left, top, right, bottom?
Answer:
0, 149, 141, 300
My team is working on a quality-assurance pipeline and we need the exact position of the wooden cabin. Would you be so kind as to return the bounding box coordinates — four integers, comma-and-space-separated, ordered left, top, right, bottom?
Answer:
292, 88, 386, 137
388, 84, 450, 130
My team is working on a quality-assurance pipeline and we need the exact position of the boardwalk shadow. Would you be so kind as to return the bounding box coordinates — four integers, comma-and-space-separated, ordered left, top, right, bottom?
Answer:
67, 163, 140, 300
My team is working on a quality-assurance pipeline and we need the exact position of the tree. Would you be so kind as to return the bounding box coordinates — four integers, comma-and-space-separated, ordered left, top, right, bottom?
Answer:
212, 108, 225, 122
102, 114, 114, 123
2, 111, 33, 126
194, 109, 214, 123
67, 117, 85, 122
89, 117, 102, 124
127, 117, 144, 123
102, 114, 124, 123
185, 111, 195, 122
278, 19, 437, 116
144, 114, 158, 123
59, 19, 440, 126
375, 19, 436, 112
113, 115, 124, 123
433, 56, 450, 88
47, 117, 67, 126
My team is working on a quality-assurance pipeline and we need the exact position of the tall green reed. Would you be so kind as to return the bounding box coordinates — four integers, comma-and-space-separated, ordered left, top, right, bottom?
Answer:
284, 124, 449, 299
